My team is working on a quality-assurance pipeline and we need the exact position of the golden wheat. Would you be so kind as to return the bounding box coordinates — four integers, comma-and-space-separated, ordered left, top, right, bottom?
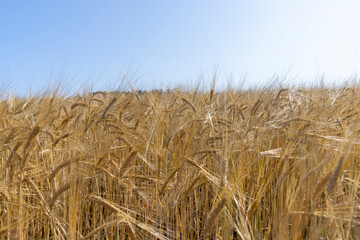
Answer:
0, 86, 359, 239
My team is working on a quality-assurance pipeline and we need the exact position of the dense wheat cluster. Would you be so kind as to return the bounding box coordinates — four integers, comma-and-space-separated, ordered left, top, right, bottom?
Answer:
0, 86, 360, 239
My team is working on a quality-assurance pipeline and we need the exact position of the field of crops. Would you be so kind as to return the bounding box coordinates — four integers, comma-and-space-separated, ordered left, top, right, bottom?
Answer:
0, 86, 359, 239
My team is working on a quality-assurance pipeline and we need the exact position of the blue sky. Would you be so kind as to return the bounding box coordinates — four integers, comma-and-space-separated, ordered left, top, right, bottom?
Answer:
1, 1, 360, 95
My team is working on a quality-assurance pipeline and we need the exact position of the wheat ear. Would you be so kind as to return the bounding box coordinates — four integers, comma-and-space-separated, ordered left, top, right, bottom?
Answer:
327, 157, 344, 194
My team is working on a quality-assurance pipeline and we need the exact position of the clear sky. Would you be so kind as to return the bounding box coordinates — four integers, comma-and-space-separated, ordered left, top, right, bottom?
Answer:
1, 0, 360, 95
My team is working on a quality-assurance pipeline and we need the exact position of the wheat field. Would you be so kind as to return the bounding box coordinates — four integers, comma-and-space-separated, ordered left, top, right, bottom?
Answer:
0, 85, 359, 239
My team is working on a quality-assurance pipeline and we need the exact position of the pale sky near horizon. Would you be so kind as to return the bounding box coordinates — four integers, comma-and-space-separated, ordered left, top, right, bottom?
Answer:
1, 1, 360, 95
